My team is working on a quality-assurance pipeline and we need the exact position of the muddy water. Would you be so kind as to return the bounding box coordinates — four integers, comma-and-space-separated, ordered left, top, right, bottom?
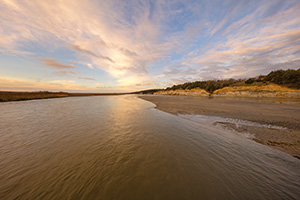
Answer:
0, 95, 299, 199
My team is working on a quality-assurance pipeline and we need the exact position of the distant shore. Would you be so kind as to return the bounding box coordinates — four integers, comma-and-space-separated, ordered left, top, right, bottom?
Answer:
0, 91, 127, 102
139, 95, 300, 159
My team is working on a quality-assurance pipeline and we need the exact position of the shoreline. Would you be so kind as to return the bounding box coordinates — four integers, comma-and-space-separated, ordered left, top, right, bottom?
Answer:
0, 91, 127, 102
139, 95, 300, 159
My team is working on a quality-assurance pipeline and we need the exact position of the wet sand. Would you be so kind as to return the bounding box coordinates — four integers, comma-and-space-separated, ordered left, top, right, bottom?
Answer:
139, 95, 300, 158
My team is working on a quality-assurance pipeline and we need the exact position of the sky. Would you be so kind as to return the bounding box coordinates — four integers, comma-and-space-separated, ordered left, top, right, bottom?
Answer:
0, 0, 300, 92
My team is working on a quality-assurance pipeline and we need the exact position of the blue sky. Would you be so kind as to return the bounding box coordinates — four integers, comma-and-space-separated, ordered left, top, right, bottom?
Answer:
1, 0, 300, 92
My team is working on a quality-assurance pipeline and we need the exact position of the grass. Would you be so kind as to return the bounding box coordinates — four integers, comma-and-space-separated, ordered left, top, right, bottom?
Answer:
0, 91, 126, 102
0, 91, 69, 102
213, 83, 299, 94
155, 88, 209, 95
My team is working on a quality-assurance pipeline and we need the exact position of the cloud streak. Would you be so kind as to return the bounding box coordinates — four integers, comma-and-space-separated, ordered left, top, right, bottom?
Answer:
0, 78, 95, 92
39, 58, 76, 69
69, 44, 115, 63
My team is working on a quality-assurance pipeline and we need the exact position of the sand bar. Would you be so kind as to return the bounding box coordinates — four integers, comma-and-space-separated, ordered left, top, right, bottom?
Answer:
139, 95, 300, 158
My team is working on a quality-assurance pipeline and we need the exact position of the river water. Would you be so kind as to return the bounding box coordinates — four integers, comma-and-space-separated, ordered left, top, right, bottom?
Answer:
0, 95, 299, 199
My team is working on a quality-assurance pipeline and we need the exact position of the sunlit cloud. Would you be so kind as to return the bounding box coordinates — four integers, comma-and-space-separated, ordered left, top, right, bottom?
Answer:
162, 1, 300, 83
0, 78, 95, 92
69, 44, 115, 63
77, 77, 96, 81
39, 58, 76, 69
53, 71, 76, 76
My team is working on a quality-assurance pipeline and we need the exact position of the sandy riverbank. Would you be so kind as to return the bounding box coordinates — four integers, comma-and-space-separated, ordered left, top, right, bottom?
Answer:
139, 95, 300, 158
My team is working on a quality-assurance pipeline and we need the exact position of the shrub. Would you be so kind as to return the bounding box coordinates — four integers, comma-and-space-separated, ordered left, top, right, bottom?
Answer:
245, 78, 255, 84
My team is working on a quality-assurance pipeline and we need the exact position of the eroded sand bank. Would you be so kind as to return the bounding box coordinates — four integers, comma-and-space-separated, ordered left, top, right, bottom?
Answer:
139, 95, 300, 158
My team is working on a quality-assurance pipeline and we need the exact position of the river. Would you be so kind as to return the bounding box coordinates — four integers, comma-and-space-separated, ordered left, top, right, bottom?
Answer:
0, 95, 299, 199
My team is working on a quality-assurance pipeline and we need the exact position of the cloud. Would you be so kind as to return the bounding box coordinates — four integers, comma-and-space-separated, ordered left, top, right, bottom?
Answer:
69, 44, 115, 63
170, 1, 300, 81
53, 70, 96, 81
53, 70, 76, 76
0, 0, 182, 87
0, 78, 95, 92
77, 76, 96, 81
170, 78, 191, 85
0, 0, 300, 90
119, 48, 138, 57
39, 58, 76, 69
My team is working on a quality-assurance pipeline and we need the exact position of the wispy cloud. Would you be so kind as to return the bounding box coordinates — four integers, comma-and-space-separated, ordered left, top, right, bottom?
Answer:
53, 70, 96, 82
0, 78, 95, 92
39, 58, 76, 69
53, 71, 76, 76
77, 76, 96, 81
160, 1, 300, 83
0, 0, 185, 88
69, 44, 115, 63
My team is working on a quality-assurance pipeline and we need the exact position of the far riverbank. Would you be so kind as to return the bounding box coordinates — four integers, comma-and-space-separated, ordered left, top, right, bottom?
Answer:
139, 95, 300, 159
0, 91, 127, 102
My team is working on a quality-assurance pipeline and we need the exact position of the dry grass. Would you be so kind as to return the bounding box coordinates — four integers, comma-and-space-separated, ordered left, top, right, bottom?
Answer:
154, 83, 300, 98
155, 87, 209, 96
188, 88, 210, 93
0, 91, 127, 102
213, 83, 299, 94
0, 92, 69, 102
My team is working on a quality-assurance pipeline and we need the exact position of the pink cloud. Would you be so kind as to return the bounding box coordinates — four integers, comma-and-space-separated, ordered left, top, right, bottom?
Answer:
39, 58, 76, 69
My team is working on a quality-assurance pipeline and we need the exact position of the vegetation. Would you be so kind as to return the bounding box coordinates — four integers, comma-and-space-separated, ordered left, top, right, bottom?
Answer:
133, 89, 162, 94
165, 68, 300, 94
0, 91, 69, 102
0, 91, 126, 102
264, 69, 300, 89
166, 79, 242, 94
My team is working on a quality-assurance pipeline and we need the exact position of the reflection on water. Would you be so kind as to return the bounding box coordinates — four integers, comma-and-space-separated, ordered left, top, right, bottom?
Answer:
0, 95, 299, 199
